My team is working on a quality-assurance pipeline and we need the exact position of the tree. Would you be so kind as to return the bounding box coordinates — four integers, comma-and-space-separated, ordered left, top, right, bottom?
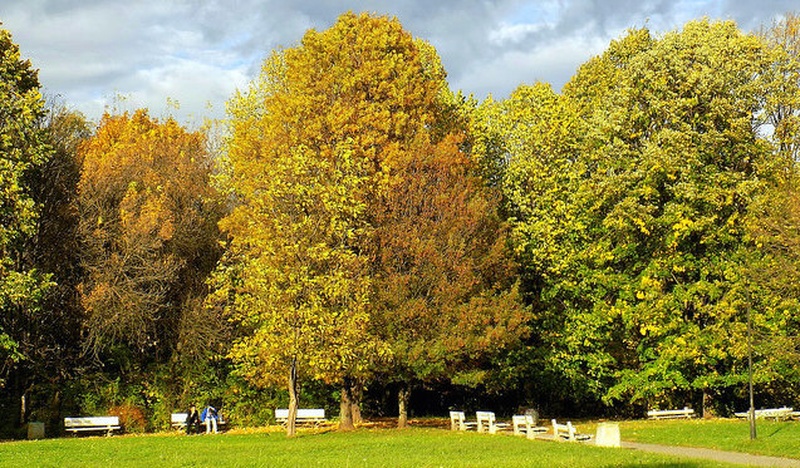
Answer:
760, 12, 800, 162
369, 114, 529, 427
77, 110, 223, 374
217, 12, 442, 435
507, 20, 781, 415
0, 26, 53, 433
11, 100, 92, 431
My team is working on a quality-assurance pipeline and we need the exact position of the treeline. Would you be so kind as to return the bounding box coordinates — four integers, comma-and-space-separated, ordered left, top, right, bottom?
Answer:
1, 11, 799, 437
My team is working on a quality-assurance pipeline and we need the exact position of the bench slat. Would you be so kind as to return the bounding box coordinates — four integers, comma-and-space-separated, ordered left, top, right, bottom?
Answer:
275, 408, 326, 425
64, 416, 121, 435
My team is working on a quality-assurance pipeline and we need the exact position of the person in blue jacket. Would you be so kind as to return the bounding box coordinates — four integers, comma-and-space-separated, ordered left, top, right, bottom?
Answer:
201, 405, 219, 434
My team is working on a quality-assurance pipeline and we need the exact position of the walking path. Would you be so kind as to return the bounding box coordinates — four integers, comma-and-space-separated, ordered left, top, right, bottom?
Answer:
623, 441, 800, 467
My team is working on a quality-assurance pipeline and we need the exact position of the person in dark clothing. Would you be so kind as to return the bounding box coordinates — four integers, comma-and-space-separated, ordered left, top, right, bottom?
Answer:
186, 404, 201, 434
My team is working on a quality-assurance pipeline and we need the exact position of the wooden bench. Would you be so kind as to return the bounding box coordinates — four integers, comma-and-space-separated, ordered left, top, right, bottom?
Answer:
512, 414, 547, 437
449, 411, 477, 431
275, 408, 326, 426
734, 407, 794, 421
551, 419, 591, 442
64, 416, 121, 436
647, 407, 695, 419
475, 411, 510, 434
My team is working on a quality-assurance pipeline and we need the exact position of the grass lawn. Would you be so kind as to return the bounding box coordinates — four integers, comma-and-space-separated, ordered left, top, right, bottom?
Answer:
0, 426, 736, 468
619, 418, 800, 459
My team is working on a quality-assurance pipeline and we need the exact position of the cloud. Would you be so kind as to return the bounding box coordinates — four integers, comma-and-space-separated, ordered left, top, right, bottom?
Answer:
1, 0, 799, 124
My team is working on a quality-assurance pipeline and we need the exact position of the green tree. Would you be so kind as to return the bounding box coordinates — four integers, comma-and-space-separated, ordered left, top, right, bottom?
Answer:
11, 100, 92, 431
507, 20, 781, 415
0, 26, 53, 413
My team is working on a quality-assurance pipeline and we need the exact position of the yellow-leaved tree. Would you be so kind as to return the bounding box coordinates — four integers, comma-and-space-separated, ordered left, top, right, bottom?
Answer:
213, 12, 449, 435
77, 110, 223, 376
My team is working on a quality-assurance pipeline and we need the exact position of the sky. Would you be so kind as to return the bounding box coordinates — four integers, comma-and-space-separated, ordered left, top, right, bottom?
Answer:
1, 0, 797, 126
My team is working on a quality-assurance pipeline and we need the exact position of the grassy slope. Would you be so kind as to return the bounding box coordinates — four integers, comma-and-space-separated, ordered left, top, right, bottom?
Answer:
619, 418, 800, 459
0, 427, 733, 468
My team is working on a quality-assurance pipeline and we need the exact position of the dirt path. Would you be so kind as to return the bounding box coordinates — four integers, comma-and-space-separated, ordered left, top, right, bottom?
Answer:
623, 441, 800, 467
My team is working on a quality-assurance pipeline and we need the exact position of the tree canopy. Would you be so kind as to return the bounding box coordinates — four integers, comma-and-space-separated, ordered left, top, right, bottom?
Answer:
0, 27, 52, 388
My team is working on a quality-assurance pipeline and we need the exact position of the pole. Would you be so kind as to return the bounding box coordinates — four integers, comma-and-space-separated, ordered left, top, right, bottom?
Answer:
747, 304, 756, 440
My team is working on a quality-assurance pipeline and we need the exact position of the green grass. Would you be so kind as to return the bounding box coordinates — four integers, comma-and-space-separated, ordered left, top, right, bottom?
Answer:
0, 426, 734, 468
619, 418, 800, 459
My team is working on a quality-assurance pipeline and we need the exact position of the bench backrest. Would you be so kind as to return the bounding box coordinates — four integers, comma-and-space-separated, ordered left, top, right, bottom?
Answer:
647, 407, 694, 418
475, 411, 496, 432
551, 419, 573, 440
64, 416, 120, 428
275, 408, 325, 420
171, 413, 188, 424
512, 415, 531, 435
449, 411, 465, 430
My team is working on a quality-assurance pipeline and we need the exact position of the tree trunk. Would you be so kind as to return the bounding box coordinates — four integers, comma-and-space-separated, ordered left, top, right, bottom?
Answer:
702, 388, 715, 419
397, 383, 410, 428
352, 381, 363, 425
287, 357, 298, 437
339, 377, 355, 431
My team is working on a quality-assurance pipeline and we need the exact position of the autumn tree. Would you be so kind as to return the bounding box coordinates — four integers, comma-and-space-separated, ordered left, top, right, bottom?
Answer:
370, 127, 529, 427
77, 110, 223, 379
216, 12, 438, 435
761, 12, 800, 162
738, 12, 800, 404
505, 20, 786, 415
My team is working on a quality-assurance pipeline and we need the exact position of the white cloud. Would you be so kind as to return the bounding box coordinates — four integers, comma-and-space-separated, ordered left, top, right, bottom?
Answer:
455, 32, 609, 99
1, 0, 798, 124
489, 22, 548, 46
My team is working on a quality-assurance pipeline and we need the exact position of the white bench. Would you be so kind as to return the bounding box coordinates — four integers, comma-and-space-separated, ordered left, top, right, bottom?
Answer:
275, 408, 326, 425
551, 419, 591, 442
475, 411, 510, 434
64, 416, 121, 436
647, 407, 695, 419
449, 411, 477, 431
172, 412, 227, 430
172, 412, 188, 429
512, 414, 547, 437
734, 407, 793, 421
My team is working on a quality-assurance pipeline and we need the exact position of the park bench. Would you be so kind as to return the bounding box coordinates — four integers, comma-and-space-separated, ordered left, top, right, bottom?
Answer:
172, 412, 188, 429
511, 414, 547, 437
172, 412, 227, 430
646, 407, 695, 419
475, 411, 510, 434
734, 407, 793, 421
449, 411, 477, 431
551, 419, 591, 442
275, 408, 326, 426
64, 416, 121, 436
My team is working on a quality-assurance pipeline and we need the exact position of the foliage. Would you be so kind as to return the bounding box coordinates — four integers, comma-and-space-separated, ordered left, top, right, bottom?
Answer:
502, 20, 790, 412
370, 129, 530, 391
0, 26, 53, 388
108, 403, 146, 433
216, 12, 452, 431
77, 109, 223, 361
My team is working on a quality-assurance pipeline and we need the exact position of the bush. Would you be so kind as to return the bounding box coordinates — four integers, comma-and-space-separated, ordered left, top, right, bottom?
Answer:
109, 403, 146, 433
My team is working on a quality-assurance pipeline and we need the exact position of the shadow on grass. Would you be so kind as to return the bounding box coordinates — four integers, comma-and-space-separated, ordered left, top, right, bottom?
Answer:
765, 425, 786, 438
617, 464, 713, 468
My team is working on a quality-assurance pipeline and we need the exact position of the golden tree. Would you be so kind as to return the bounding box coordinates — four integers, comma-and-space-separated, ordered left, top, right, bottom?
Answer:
77, 110, 223, 364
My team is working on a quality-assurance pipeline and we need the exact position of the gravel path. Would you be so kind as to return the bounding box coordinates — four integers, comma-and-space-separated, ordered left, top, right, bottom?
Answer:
623, 441, 800, 467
